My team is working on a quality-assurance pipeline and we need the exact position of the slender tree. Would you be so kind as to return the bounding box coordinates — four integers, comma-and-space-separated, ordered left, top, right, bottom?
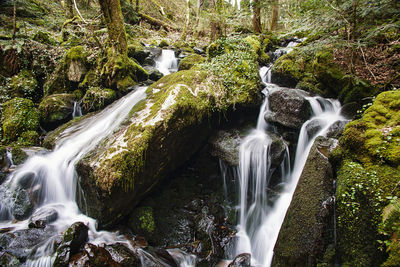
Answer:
270, 0, 280, 31
65, 0, 74, 18
181, 0, 191, 41
252, 0, 261, 33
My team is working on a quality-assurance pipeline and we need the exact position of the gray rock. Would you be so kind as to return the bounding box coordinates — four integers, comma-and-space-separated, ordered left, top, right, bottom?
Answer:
67, 60, 86, 83
265, 88, 311, 129
228, 253, 251, 267
11, 189, 33, 220
28, 207, 58, 228
210, 129, 288, 168
105, 243, 141, 267
326, 120, 348, 139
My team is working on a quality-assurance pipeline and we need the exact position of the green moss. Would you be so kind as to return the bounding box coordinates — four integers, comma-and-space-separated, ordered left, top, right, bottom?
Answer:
32, 30, 57, 46
10, 146, 28, 165
335, 90, 400, 266
159, 39, 169, 47
79, 70, 98, 89
9, 70, 39, 101
380, 199, 400, 267
18, 131, 39, 146
178, 54, 205, 71
2, 98, 39, 143
39, 93, 76, 124
83, 87, 117, 112
101, 49, 148, 93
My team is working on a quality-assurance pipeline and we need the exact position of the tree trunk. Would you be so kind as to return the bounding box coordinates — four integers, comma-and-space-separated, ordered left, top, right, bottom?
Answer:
180, 0, 191, 41
136, 0, 139, 12
270, 0, 280, 32
65, 0, 74, 18
252, 0, 261, 33
98, 0, 127, 55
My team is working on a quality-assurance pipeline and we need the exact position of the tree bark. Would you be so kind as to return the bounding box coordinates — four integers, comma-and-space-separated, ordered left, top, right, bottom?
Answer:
180, 0, 191, 41
270, 0, 280, 32
136, 0, 139, 12
252, 0, 261, 33
65, 0, 74, 18
98, 0, 127, 55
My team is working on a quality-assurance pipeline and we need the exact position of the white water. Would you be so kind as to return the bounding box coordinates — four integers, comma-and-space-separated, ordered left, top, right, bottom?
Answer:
234, 74, 343, 266
72, 100, 83, 118
155, 49, 179, 75
0, 53, 187, 265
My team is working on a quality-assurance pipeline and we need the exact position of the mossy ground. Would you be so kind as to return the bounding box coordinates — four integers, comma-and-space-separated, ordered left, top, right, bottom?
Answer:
332, 90, 400, 266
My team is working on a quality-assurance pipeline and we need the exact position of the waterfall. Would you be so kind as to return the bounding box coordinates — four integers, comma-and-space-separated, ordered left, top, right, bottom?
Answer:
72, 100, 83, 118
0, 53, 181, 266
155, 49, 179, 75
233, 70, 343, 266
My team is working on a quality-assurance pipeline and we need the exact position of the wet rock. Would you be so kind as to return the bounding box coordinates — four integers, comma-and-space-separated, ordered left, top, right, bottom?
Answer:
54, 222, 88, 267
28, 207, 58, 228
69, 243, 125, 267
0, 227, 55, 261
339, 101, 359, 120
326, 120, 348, 139
39, 93, 77, 128
273, 136, 336, 267
210, 129, 288, 168
305, 119, 323, 139
11, 188, 33, 220
128, 41, 150, 65
0, 147, 12, 173
143, 47, 162, 66
144, 66, 164, 82
228, 253, 251, 267
17, 171, 36, 189
105, 243, 141, 266
265, 88, 311, 129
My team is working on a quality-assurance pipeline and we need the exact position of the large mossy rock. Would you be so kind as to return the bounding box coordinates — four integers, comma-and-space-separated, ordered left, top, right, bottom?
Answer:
265, 88, 311, 129
75, 37, 261, 227
271, 48, 377, 103
273, 136, 336, 267
9, 70, 39, 101
178, 54, 205, 71
39, 93, 77, 128
44, 46, 88, 96
332, 90, 400, 266
2, 97, 39, 142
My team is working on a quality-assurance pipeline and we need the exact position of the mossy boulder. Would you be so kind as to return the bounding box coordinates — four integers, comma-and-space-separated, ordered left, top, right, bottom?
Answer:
32, 31, 57, 46
127, 40, 149, 65
76, 41, 260, 226
333, 90, 400, 266
44, 46, 88, 96
0, 0, 47, 18
9, 70, 39, 101
39, 93, 77, 128
101, 49, 148, 94
178, 54, 205, 71
2, 98, 39, 143
273, 137, 336, 267
82, 87, 117, 112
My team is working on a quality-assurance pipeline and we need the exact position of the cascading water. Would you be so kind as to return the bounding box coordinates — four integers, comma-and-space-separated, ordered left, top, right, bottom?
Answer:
72, 100, 83, 118
155, 49, 179, 75
233, 67, 344, 266
0, 53, 182, 266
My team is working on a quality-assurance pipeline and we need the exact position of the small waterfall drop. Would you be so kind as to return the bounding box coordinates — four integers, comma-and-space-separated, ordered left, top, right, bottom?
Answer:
72, 100, 83, 118
233, 68, 343, 266
155, 49, 179, 75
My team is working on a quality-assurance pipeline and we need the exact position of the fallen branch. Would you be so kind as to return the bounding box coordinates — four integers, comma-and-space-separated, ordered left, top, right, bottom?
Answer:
139, 12, 177, 31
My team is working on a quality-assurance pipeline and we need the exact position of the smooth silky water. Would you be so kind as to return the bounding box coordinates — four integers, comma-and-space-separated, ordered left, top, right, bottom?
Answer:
0, 50, 196, 266
228, 65, 344, 267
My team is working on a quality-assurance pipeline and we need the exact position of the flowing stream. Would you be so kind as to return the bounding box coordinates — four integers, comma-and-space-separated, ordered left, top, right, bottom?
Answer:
232, 65, 344, 266
0, 50, 191, 266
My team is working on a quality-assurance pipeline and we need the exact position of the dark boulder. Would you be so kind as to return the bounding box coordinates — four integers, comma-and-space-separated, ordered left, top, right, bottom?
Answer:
326, 120, 348, 139
265, 88, 311, 129
105, 243, 141, 267
273, 136, 336, 267
54, 222, 88, 267
11, 188, 33, 220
